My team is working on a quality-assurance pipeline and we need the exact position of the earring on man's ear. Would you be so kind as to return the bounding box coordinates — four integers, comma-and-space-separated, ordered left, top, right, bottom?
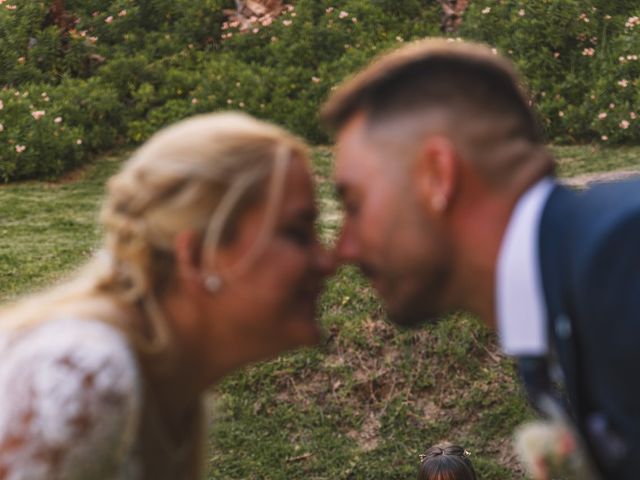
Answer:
432, 194, 447, 212
204, 274, 223, 293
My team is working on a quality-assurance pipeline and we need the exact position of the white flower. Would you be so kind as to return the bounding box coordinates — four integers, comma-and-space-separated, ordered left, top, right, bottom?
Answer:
105, 15, 113, 24
326, 7, 334, 13
620, 120, 630, 129
31, 110, 45, 120
54, 116, 62, 124
518, 9, 526, 16
601, 135, 608, 141
282, 19, 292, 26
598, 112, 607, 119
352, 17, 358, 23
618, 79, 629, 88
76, 139, 82, 145
630, 112, 637, 120
482, 7, 491, 14
191, 98, 198, 104
15, 144, 26, 153
339, 11, 349, 19
609, 103, 615, 109
558, 111, 565, 117
582, 48, 595, 57
0, 99, 3, 110
311, 76, 321, 83
0, 123, 3, 132
238, 102, 245, 108
118, 9, 127, 17
396, 36, 404, 42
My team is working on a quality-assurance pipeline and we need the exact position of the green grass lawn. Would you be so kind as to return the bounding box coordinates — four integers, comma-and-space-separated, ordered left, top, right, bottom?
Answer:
0, 145, 638, 479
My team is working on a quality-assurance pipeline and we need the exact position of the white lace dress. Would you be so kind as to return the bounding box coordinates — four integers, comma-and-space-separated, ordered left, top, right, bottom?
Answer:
0, 317, 198, 480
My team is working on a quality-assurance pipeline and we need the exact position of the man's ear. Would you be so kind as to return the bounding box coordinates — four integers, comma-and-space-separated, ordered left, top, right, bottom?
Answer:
173, 230, 204, 292
413, 136, 458, 214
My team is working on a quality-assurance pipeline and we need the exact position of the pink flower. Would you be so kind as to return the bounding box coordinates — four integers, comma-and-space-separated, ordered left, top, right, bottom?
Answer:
0, 100, 3, 110
630, 112, 638, 120
339, 11, 349, 19
261, 18, 273, 26
54, 116, 62, 124
191, 98, 198, 105
598, 112, 607, 120
326, 7, 334, 13
582, 48, 595, 57
118, 9, 127, 17
76, 139, 82, 145
618, 79, 629, 88
601, 135, 608, 141
252, 28, 259, 33
625, 16, 639, 28
5, 5, 16, 10
553, 52, 560, 58
105, 15, 113, 24
15, 145, 26, 153
31, 110, 45, 120
620, 120, 630, 129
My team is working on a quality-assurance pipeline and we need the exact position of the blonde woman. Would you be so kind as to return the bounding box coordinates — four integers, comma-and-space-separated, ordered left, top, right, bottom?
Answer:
0, 113, 334, 479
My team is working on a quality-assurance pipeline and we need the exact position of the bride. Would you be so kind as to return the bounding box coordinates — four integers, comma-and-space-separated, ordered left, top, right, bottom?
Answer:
0, 112, 334, 479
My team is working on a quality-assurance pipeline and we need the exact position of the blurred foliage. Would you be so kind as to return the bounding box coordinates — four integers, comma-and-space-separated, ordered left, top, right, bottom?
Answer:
0, 0, 638, 181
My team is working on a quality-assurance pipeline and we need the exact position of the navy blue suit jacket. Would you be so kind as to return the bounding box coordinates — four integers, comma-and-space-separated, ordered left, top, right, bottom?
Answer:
539, 178, 640, 479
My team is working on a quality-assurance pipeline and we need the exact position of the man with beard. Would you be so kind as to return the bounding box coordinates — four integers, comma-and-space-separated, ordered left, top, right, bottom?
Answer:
321, 39, 640, 480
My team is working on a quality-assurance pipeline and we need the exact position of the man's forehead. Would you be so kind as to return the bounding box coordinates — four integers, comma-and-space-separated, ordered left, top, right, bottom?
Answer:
334, 113, 378, 185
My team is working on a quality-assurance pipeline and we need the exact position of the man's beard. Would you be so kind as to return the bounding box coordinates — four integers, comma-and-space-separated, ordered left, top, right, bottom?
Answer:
377, 239, 453, 328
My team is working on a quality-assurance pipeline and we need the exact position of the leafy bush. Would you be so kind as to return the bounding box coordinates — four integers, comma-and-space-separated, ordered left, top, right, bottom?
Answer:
0, 0, 638, 181
459, 0, 640, 144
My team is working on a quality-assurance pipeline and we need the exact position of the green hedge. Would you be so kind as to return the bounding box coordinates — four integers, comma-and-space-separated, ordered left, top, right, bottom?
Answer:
0, 0, 638, 181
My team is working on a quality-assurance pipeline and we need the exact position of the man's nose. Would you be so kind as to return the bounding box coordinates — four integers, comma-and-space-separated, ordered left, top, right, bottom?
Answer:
335, 224, 360, 265
314, 243, 337, 277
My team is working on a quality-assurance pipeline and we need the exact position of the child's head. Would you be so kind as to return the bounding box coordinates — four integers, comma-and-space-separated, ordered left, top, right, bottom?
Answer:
417, 444, 477, 480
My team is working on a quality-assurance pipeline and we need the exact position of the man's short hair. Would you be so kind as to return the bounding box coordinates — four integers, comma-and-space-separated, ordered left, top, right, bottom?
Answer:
322, 39, 552, 186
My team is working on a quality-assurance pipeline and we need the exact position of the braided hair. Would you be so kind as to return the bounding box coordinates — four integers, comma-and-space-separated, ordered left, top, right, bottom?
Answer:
418, 444, 477, 480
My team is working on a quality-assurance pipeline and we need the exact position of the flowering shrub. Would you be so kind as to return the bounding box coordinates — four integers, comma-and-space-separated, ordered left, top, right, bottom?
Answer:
459, 0, 640, 144
0, 0, 638, 181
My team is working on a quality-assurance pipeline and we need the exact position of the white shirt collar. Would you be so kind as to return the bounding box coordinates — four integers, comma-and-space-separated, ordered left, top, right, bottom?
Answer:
496, 177, 555, 356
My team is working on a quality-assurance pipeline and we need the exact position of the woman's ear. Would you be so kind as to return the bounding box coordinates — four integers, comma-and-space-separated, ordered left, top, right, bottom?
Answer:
173, 230, 204, 292
413, 135, 458, 215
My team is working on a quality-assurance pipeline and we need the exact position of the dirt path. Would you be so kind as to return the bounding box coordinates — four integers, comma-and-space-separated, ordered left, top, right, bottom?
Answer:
562, 168, 640, 188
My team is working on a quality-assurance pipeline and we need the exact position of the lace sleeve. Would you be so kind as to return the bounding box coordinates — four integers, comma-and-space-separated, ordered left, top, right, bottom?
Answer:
0, 318, 142, 480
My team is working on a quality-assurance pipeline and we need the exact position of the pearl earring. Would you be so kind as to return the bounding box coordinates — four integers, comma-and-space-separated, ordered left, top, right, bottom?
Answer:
204, 274, 223, 293
432, 195, 447, 211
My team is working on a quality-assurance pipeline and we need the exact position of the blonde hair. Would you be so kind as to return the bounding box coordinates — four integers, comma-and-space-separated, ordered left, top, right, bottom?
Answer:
0, 112, 308, 358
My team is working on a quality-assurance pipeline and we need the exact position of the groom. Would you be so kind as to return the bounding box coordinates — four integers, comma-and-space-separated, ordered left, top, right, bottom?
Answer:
322, 39, 640, 479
